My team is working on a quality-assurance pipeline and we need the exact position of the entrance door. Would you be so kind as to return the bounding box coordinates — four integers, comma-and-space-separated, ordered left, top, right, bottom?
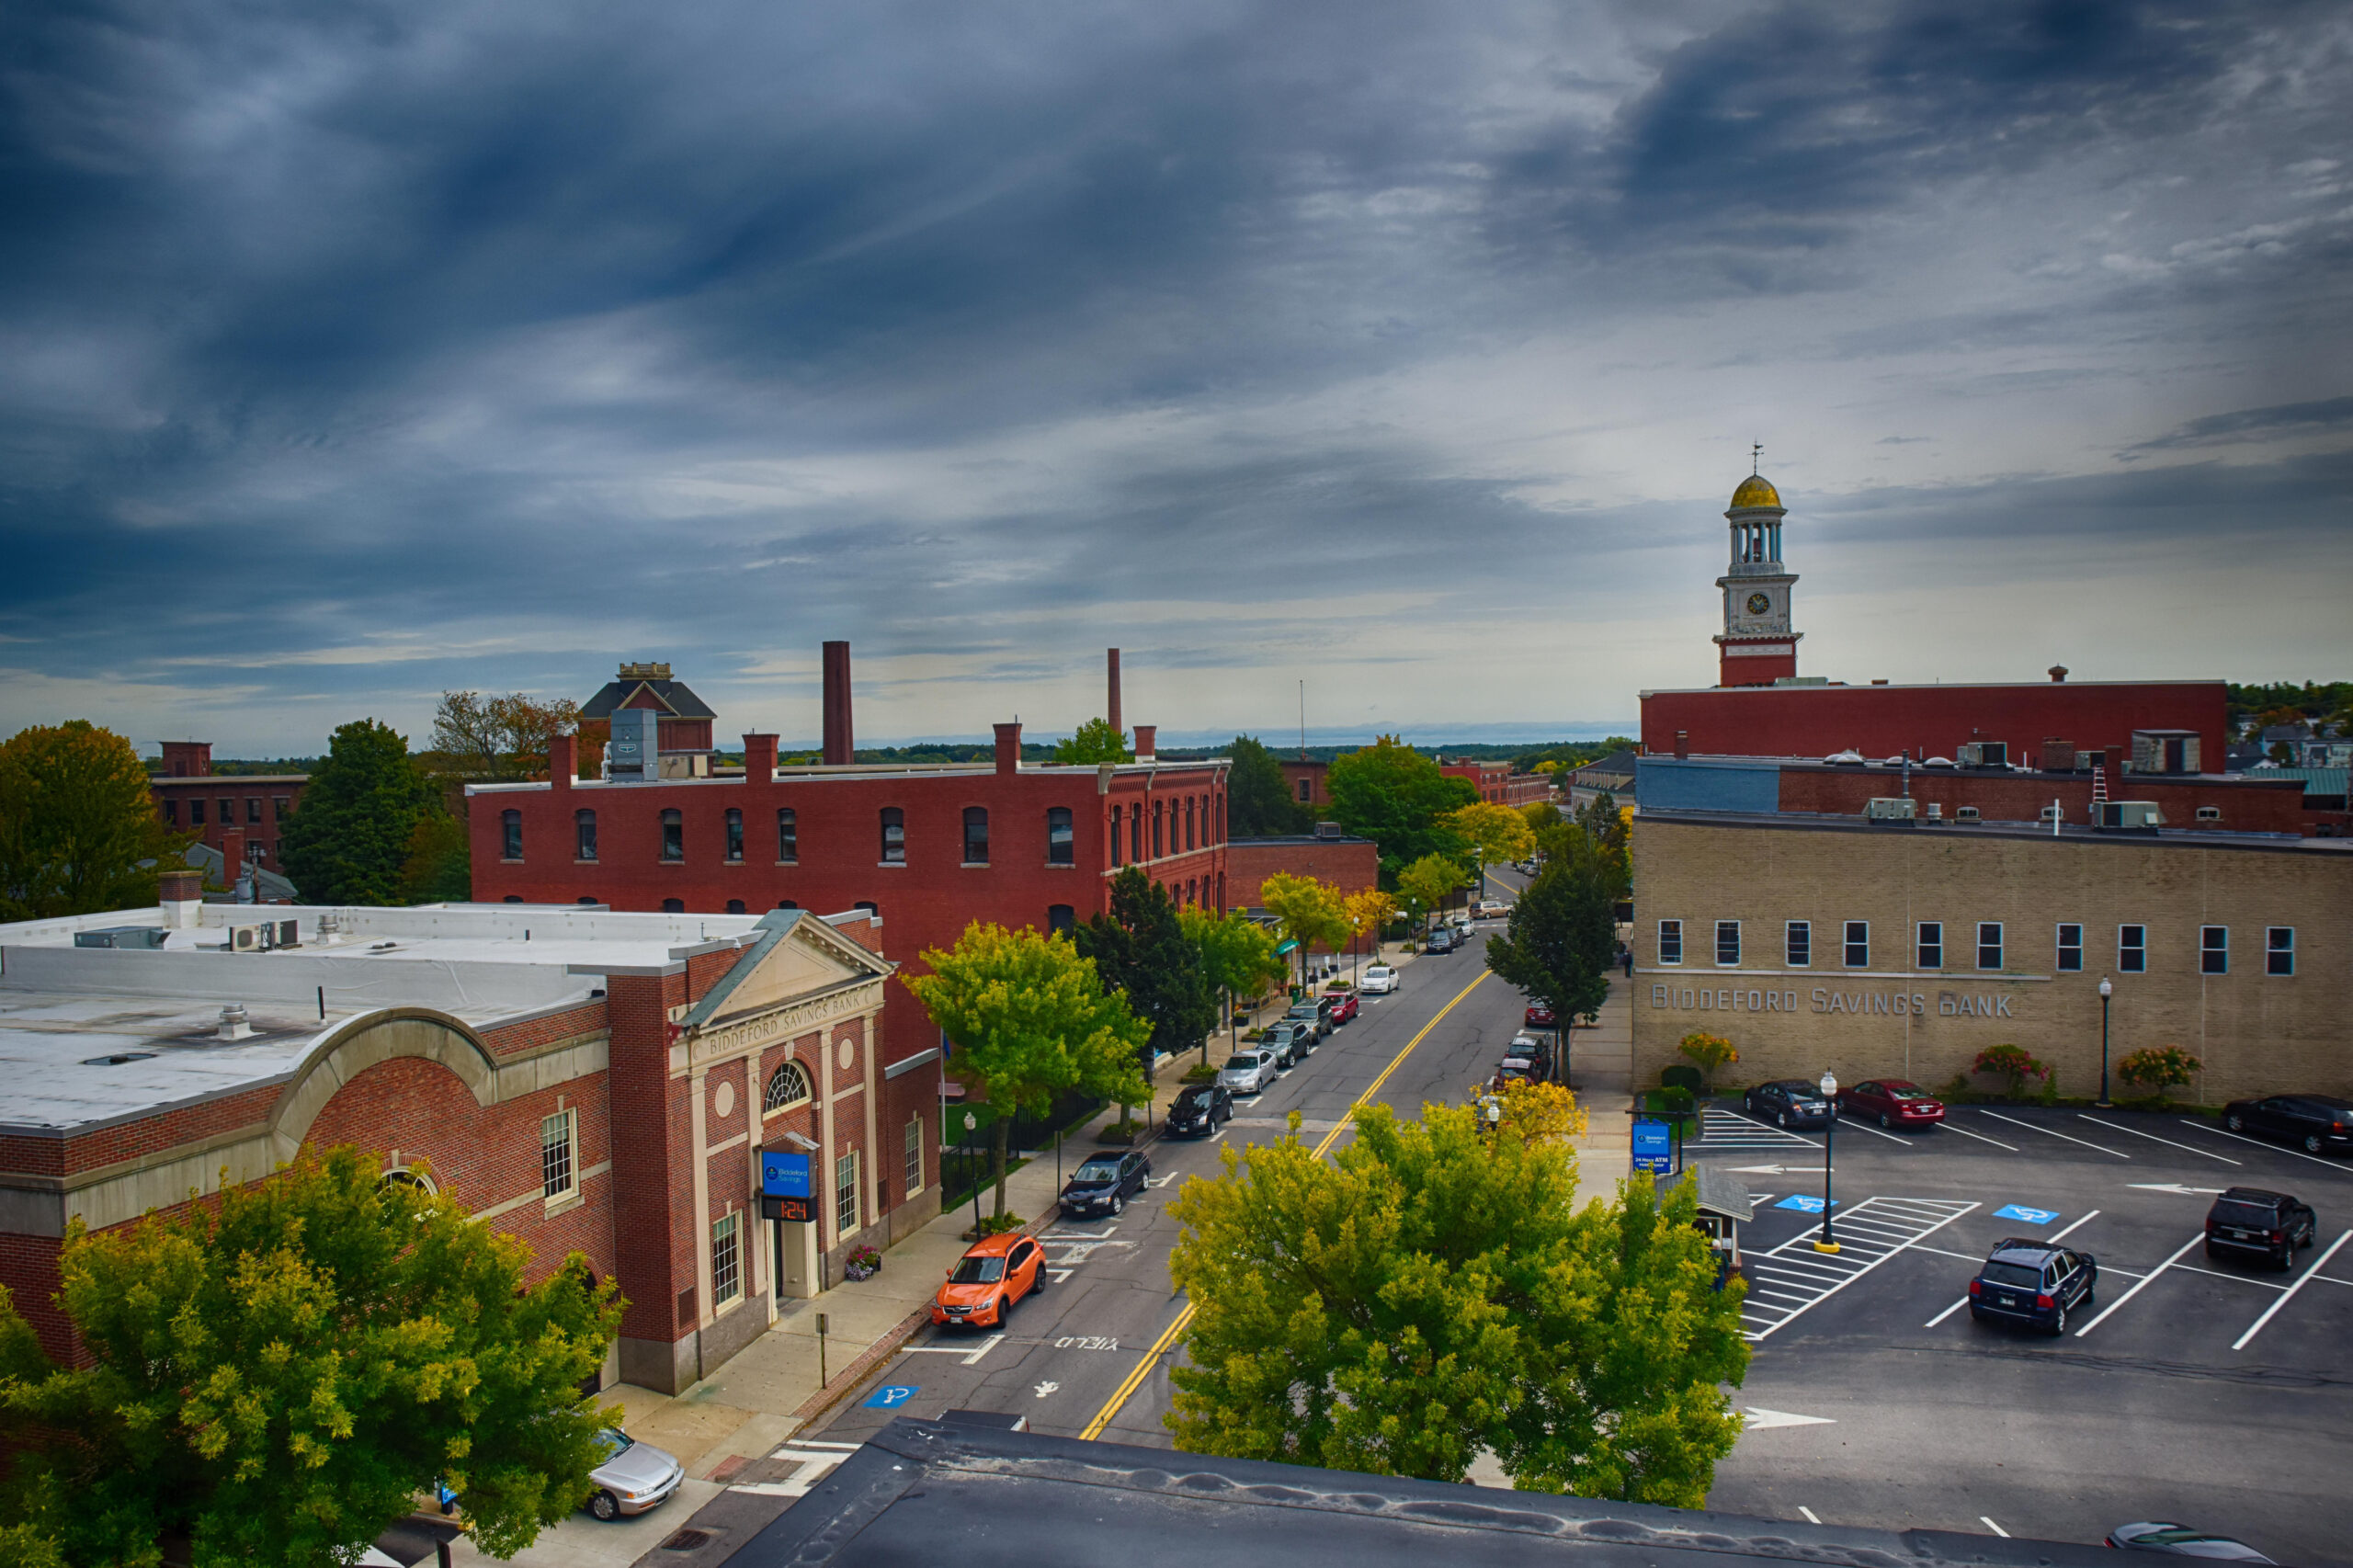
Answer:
774, 1218, 817, 1300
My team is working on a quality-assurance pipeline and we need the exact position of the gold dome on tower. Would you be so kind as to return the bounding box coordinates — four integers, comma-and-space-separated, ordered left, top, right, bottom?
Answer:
1730, 473, 1782, 509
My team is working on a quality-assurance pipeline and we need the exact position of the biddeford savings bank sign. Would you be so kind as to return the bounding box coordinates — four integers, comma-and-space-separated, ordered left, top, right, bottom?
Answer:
1650, 982, 2018, 1019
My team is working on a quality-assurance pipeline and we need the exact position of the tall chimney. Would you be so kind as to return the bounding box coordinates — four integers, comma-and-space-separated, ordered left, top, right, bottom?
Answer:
548, 733, 575, 793
995, 722, 1022, 775
822, 642, 854, 766
744, 733, 777, 785
1675, 730, 1689, 761
159, 866, 203, 929
1107, 649, 1122, 737
1133, 724, 1156, 761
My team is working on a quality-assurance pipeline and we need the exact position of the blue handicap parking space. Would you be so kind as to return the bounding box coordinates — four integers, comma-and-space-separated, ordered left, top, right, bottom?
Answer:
1773, 1195, 1839, 1213
861, 1384, 920, 1409
1992, 1204, 2061, 1225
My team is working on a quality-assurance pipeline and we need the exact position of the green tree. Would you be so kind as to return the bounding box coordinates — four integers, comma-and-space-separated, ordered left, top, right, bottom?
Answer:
1483, 857, 1616, 1030
1444, 801, 1536, 902
277, 721, 439, 905
1324, 736, 1476, 885
1225, 735, 1308, 836
1395, 852, 1468, 934
0, 1147, 621, 1567
1075, 868, 1218, 1073
1165, 1096, 1746, 1501
426, 692, 584, 785
1341, 887, 1398, 961
1053, 718, 1132, 765
397, 808, 472, 903
0, 722, 188, 921
904, 923, 1151, 1216
1257, 871, 1349, 988
1182, 907, 1286, 1051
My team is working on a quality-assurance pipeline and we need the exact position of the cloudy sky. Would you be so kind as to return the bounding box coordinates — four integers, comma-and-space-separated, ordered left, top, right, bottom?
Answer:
4, 0, 2348, 756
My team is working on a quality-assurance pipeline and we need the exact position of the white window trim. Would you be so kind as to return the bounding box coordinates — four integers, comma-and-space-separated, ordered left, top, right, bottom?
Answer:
1843, 920, 1870, 969
540, 1108, 579, 1205
1656, 919, 1684, 967
711, 1210, 744, 1311
1977, 921, 2004, 971
1714, 920, 1742, 968
1916, 922, 1944, 970
904, 1116, 926, 1200
2200, 925, 2228, 976
2119, 924, 2148, 972
1785, 920, 1811, 969
835, 1149, 862, 1241
2055, 923, 2084, 971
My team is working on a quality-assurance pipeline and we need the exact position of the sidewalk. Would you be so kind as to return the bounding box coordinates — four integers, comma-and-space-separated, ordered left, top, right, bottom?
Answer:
1566, 972, 1634, 1192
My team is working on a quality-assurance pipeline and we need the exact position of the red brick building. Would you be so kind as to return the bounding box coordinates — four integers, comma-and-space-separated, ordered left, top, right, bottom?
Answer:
148, 741, 308, 869
1226, 830, 1380, 915
0, 882, 896, 1394
1438, 759, 1552, 809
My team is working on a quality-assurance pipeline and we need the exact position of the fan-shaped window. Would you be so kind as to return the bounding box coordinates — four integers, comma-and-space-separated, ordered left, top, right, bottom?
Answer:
381, 1165, 437, 1195
764, 1061, 813, 1112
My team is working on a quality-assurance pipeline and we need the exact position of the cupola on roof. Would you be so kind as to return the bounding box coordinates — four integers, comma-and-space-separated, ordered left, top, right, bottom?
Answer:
1730, 474, 1782, 509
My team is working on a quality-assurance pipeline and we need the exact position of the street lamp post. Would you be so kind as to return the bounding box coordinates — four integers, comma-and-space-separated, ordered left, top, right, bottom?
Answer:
1352, 917, 1361, 985
964, 1110, 981, 1232
1813, 1071, 1840, 1254
2097, 977, 2114, 1107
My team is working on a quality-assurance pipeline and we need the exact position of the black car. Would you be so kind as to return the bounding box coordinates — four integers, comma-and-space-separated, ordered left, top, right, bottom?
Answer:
1165, 1083, 1233, 1137
2107, 1523, 2275, 1562
2204, 1187, 2317, 1270
1968, 1239, 2097, 1335
1058, 1149, 1151, 1219
1263, 1021, 1311, 1067
1743, 1079, 1833, 1129
1422, 926, 1458, 954
2220, 1094, 2353, 1155
1285, 998, 1335, 1040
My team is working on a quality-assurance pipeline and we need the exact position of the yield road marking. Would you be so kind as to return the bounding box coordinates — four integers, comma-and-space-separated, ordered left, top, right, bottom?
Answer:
1742, 1196, 1980, 1340
1940, 1122, 2018, 1152
2079, 1115, 2240, 1164
2233, 1230, 2352, 1350
1744, 1407, 1836, 1430
2075, 1233, 2204, 1337
2181, 1119, 2353, 1174
1980, 1110, 2128, 1158
2130, 1183, 2227, 1196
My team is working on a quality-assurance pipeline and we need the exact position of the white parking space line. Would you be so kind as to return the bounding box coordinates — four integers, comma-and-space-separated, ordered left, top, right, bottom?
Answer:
2075, 1233, 2203, 1337
2044, 1210, 2103, 1245
1798, 1506, 1822, 1524
1693, 1109, 1822, 1149
2172, 1264, 2285, 1289
2179, 1119, 2353, 1174
1834, 1118, 1915, 1144
1982, 1517, 2009, 1538
2076, 1115, 2241, 1164
1925, 1296, 1972, 1327
1940, 1122, 2020, 1152
1740, 1196, 1980, 1340
1923, 1211, 2110, 1327
2232, 1230, 2352, 1350
1978, 1110, 2129, 1158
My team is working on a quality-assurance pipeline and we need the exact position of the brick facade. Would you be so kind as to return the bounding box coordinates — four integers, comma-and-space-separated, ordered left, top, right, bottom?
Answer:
148, 743, 308, 869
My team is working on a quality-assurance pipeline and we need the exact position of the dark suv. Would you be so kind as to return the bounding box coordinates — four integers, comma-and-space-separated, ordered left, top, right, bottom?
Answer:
2204, 1187, 2318, 1270
2220, 1095, 2353, 1156
1968, 1239, 2097, 1335
1285, 998, 1335, 1040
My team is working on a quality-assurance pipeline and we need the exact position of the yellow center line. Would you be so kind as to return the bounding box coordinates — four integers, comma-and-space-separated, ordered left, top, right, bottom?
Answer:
1079, 967, 1494, 1440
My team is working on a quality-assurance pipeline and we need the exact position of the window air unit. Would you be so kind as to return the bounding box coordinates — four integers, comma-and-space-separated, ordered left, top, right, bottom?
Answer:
1953, 806, 1982, 822
2039, 804, 2064, 823
228, 924, 268, 952
2195, 806, 2222, 823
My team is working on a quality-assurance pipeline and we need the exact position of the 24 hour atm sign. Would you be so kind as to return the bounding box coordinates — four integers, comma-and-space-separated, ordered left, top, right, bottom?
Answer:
1651, 983, 2016, 1019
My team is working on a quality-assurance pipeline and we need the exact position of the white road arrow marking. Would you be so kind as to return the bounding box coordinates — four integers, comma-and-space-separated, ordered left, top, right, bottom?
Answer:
2129, 1183, 2228, 1195
1723, 1165, 1830, 1176
1743, 1407, 1836, 1430
1034, 1381, 1060, 1399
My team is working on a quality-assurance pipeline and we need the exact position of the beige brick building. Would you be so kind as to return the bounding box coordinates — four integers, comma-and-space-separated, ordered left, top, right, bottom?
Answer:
1631, 812, 2349, 1106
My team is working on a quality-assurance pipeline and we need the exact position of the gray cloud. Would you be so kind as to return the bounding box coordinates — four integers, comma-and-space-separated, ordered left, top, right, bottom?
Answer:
2128, 395, 2353, 450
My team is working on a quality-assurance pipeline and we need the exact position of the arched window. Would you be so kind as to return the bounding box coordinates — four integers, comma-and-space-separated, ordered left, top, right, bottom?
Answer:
1152, 800, 1164, 859
724, 808, 745, 862
501, 809, 523, 860
381, 1165, 437, 1196
1186, 796, 1197, 851
1130, 803, 1142, 863
576, 894, 599, 905
1108, 804, 1122, 867
962, 807, 989, 865
660, 809, 683, 860
764, 1060, 813, 1112
777, 807, 798, 863
575, 809, 597, 861
725, 898, 745, 914
777, 898, 799, 909
1047, 903, 1075, 935
662, 897, 685, 913
880, 807, 905, 863
1046, 807, 1074, 865
503, 894, 523, 903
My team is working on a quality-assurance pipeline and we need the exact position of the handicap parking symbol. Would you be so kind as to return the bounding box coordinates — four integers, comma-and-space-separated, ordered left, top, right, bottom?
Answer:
1773, 1195, 1837, 1213
1992, 1204, 2061, 1225
861, 1384, 919, 1409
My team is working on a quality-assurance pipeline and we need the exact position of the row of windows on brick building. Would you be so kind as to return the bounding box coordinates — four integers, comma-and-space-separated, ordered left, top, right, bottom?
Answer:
1655, 918, 2299, 977
162, 795, 290, 827
501, 806, 1087, 868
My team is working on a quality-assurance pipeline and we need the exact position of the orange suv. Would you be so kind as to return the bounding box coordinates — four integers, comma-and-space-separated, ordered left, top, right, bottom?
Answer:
930, 1233, 1046, 1329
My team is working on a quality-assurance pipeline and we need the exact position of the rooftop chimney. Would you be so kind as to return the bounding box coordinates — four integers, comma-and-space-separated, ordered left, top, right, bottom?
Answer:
1107, 649, 1122, 738
1133, 724, 1156, 761
822, 642, 855, 766
1675, 730, 1689, 761
548, 733, 575, 792
2049, 665, 2069, 683
160, 866, 203, 929
994, 722, 1022, 775
744, 733, 777, 784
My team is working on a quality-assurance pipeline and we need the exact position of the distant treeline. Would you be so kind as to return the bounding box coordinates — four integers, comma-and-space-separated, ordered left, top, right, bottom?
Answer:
2226, 682, 2351, 730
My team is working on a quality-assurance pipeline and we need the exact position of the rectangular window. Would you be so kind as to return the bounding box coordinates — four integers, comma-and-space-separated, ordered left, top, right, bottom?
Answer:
273, 796, 290, 822
1977, 922, 2003, 971
163, 798, 179, 824
2268, 927, 2294, 976
575, 809, 597, 861
245, 797, 262, 824
881, 807, 904, 863
724, 808, 744, 862
835, 1151, 860, 1236
963, 806, 989, 865
1108, 805, 1122, 867
190, 798, 205, 825
1152, 801, 1164, 859
1657, 919, 1683, 966
777, 808, 797, 863
661, 808, 683, 860
2200, 926, 2227, 975
1843, 920, 1869, 968
904, 1117, 925, 1199
1916, 922, 1943, 970
2056, 923, 2083, 971
1715, 920, 1741, 966
1046, 807, 1074, 865
1785, 921, 1811, 968
218, 797, 233, 826
1130, 807, 1141, 864
501, 809, 523, 861
540, 1110, 576, 1199
711, 1211, 741, 1307
2119, 924, 2146, 973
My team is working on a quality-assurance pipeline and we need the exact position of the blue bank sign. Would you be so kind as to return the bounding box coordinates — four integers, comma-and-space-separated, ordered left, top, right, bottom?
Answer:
761, 1152, 813, 1199
1631, 1119, 1674, 1175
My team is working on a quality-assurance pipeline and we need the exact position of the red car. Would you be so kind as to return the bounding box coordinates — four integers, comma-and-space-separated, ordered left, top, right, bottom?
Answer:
1325, 990, 1360, 1024
1838, 1079, 1946, 1130
1525, 1003, 1555, 1029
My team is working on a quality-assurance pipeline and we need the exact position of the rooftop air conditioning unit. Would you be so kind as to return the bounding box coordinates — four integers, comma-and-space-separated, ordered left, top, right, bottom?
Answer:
1863, 797, 1918, 822
225, 923, 280, 952
273, 918, 300, 949
1957, 742, 2009, 768
1923, 801, 1944, 822
1953, 806, 1982, 823
74, 926, 169, 949
2097, 801, 2163, 832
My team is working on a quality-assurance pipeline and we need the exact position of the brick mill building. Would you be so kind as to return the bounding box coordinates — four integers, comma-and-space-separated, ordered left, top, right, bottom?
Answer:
0, 879, 897, 1393
147, 741, 308, 871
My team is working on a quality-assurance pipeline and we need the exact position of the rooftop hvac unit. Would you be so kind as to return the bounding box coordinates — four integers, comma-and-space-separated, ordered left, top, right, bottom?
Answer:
2097, 801, 2163, 832
227, 924, 268, 952
1863, 797, 1918, 821
74, 926, 169, 949
274, 918, 301, 949
1954, 806, 1982, 822
1957, 742, 2010, 768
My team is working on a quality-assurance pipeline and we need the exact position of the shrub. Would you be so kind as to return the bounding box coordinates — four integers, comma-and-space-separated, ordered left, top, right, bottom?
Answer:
1660, 1064, 1703, 1094
1097, 1118, 1143, 1144
1183, 1062, 1221, 1084
2117, 1045, 2203, 1096
972, 1212, 1027, 1238
1678, 1031, 1737, 1092
1972, 1043, 2048, 1099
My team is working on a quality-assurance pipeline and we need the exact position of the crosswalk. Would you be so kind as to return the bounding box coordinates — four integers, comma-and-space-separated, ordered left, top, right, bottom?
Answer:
1689, 1108, 1821, 1151
1739, 1195, 1979, 1341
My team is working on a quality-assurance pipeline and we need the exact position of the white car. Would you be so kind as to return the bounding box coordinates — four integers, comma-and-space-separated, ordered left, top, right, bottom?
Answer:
1448, 912, 1473, 931
586, 1426, 685, 1520
1218, 1050, 1278, 1094
1360, 965, 1399, 994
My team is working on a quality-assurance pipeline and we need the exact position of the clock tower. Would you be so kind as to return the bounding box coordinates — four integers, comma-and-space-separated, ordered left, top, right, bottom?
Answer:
1712, 467, 1801, 687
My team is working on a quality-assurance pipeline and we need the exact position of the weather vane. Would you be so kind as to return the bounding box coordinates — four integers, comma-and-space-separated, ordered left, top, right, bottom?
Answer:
1752, 441, 1763, 476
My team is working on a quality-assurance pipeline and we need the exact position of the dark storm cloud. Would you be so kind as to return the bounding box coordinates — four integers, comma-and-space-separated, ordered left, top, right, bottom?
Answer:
2128, 396, 2353, 451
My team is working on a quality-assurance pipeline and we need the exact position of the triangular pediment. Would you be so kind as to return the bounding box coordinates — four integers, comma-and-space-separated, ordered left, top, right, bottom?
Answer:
685, 912, 894, 1032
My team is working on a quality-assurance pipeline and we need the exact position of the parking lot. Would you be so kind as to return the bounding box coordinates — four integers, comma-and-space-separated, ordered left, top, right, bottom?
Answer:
1692, 1101, 2353, 1565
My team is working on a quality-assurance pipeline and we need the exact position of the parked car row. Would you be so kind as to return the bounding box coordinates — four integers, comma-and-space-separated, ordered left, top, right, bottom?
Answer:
1212, 977, 1367, 1100
1735, 1080, 2351, 1163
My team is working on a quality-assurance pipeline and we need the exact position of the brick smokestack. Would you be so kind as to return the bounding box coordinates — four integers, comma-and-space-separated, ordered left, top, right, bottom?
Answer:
1107, 649, 1121, 737
744, 733, 777, 784
822, 642, 854, 766
1133, 724, 1156, 760
995, 722, 1021, 775
548, 733, 575, 793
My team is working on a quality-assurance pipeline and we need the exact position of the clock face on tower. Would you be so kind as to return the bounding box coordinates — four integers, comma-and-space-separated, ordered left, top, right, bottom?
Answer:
1745, 592, 1771, 615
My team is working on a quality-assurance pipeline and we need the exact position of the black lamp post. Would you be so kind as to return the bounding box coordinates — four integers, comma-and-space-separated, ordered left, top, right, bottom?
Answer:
1814, 1070, 1840, 1255
2097, 977, 2114, 1107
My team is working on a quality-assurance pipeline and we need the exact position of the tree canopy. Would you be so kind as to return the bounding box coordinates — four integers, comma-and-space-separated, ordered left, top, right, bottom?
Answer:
426, 692, 584, 784
904, 922, 1151, 1214
1257, 871, 1349, 982
1324, 737, 1476, 885
0, 1146, 620, 1567
1483, 854, 1617, 1028
1444, 801, 1536, 871
1224, 735, 1309, 837
1165, 1089, 1747, 1502
1341, 887, 1399, 958
1052, 718, 1133, 766
1075, 867, 1218, 1069
1182, 908, 1286, 1014
277, 721, 441, 906
1395, 852, 1468, 929
0, 722, 187, 921
397, 808, 472, 904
